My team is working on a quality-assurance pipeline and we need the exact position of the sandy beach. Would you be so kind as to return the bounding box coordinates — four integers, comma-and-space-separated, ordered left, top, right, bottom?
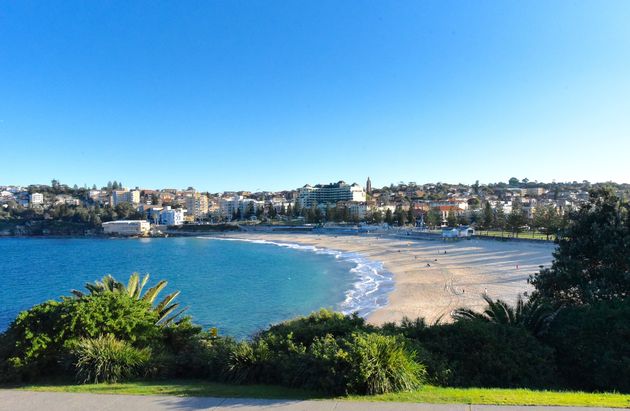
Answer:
222, 232, 555, 325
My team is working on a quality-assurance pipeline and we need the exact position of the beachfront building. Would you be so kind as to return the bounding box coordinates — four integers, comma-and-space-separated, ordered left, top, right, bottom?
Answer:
219, 195, 242, 219
185, 192, 209, 219
29, 192, 44, 206
298, 181, 366, 208
442, 226, 474, 239
102, 220, 150, 236
159, 206, 185, 226
346, 201, 368, 220
239, 198, 264, 218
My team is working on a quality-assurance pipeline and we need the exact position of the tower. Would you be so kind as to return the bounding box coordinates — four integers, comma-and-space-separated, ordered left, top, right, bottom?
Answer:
366, 177, 372, 195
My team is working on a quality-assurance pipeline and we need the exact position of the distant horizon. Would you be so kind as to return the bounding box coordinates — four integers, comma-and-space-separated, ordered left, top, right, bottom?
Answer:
3, 176, 629, 194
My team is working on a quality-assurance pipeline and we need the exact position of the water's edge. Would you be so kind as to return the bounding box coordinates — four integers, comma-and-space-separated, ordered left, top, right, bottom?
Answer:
198, 236, 395, 318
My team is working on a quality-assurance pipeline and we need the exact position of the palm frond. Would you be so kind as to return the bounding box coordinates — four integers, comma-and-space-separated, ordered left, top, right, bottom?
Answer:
154, 291, 180, 314
141, 280, 167, 304
126, 272, 139, 298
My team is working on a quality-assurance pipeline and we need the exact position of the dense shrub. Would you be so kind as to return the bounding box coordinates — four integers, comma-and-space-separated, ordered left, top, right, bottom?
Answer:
73, 335, 151, 384
259, 309, 371, 346
348, 333, 425, 395
146, 320, 211, 379
0, 293, 161, 381
403, 320, 557, 388
210, 324, 425, 395
544, 299, 630, 393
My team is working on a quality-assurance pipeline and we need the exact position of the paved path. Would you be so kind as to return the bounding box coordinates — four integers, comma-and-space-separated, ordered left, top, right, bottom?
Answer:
0, 390, 621, 411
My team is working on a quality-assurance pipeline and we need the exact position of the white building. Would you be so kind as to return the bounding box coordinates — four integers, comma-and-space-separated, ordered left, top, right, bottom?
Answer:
298, 181, 366, 208
159, 206, 185, 226
346, 201, 367, 220
239, 198, 264, 217
103, 220, 150, 236
29, 192, 44, 206
219, 196, 242, 218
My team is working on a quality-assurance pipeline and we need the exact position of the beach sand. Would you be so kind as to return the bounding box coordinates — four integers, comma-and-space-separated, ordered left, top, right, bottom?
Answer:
221, 232, 555, 325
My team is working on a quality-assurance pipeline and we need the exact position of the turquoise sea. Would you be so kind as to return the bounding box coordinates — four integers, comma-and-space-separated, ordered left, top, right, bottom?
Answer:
0, 237, 392, 338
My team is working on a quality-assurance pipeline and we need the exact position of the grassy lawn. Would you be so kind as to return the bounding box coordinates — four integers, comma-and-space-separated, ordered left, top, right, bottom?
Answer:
13, 380, 630, 408
475, 230, 553, 241
348, 385, 630, 408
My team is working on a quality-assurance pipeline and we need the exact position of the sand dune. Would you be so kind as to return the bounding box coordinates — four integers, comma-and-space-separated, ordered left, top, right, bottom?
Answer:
221, 232, 555, 325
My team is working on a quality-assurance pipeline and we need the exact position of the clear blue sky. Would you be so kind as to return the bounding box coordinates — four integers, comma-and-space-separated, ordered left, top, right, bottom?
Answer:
1, 1, 629, 192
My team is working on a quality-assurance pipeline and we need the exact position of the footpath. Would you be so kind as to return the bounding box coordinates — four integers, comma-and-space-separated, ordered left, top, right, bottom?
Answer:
0, 390, 620, 411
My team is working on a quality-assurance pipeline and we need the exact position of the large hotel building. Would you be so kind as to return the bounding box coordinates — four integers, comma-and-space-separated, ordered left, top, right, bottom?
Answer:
298, 181, 366, 208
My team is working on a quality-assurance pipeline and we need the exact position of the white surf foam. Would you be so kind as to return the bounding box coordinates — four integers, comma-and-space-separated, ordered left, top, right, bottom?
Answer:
197, 236, 394, 318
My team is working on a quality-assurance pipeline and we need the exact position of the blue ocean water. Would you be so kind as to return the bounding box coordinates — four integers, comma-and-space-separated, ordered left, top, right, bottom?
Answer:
0, 237, 392, 338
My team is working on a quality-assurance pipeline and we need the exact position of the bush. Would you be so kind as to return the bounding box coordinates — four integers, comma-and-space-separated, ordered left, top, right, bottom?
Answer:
221, 327, 425, 395
544, 299, 630, 393
73, 334, 151, 384
259, 309, 370, 347
150, 320, 211, 378
409, 321, 557, 388
348, 333, 425, 395
0, 293, 161, 382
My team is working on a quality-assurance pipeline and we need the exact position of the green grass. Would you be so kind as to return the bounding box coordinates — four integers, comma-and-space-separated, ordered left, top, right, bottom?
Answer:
348, 385, 630, 408
475, 230, 553, 241
13, 380, 630, 408
16, 380, 319, 400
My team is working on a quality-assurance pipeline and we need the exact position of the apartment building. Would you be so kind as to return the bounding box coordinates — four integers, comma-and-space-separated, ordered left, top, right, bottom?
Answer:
298, 181, 366, 208
111, 189, 141, 206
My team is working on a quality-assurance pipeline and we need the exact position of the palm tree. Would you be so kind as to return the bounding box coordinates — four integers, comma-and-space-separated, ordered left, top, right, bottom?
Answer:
72, 273, 186, 325
452, 293, 557, 336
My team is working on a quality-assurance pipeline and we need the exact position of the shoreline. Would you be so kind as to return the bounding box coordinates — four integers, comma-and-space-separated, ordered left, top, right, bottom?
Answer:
201, 236, 395, 319
215, 232, 556, 325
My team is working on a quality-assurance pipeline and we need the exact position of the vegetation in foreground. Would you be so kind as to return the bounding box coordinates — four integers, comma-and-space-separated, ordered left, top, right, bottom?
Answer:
1, 188, 628, 402
16, 381, 630, 408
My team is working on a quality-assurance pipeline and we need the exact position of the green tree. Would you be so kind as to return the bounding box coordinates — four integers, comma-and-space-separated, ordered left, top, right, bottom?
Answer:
482, 201, 495, 230
506, 200, 527, 237
530, 188, 630, 305
532, 204, 561, 240
385, 209, 394, 226
446, 211, 457, 227
371, 210, 383, 224
495, 204, 506, 235
425, 209, 441, 228
407, 208, 415, 226
395, 207, 406, 227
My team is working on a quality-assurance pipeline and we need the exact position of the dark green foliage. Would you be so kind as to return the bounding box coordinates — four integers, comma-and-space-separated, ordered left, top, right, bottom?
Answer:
348, 333, 425, 395
73, 335, 151, 384
149, 320, 211, 379
452, 294, 557, 336
200, 311, 424, 395
531, 188, 630, 305
400, 321, 557, 388
543, 299, 630, 393
0, 293, 160, 382
260, 309, 371, 347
